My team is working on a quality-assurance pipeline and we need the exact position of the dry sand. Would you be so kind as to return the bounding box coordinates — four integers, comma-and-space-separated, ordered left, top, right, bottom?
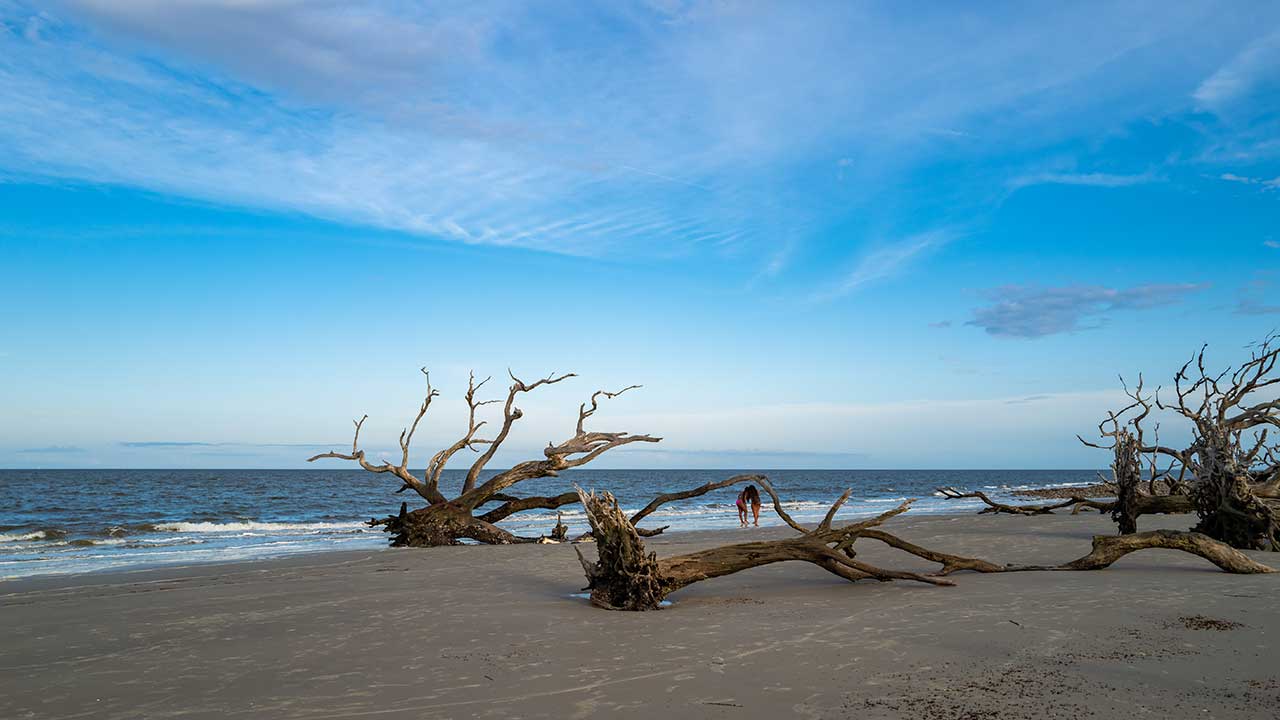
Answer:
2, 512, 1277, 719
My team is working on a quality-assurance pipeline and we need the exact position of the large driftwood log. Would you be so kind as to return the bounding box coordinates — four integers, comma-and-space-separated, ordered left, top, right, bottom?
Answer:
1056, 529, 1275, 573
935, 487, 1097, 515
575, 485, 953, 610
575, 485, 1273, 611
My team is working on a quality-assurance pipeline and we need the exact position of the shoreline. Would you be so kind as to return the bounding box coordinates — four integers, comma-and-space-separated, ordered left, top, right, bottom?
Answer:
0, 497, 1116, 589
2, 469, 1114, 580
3, 511, 1278, 719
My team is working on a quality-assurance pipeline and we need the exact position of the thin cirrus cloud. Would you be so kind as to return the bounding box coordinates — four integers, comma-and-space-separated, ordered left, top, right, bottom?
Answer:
1, 0, 1276, 275
1236, 298, 1280, 316
813, 230, 955, 301
1234, 278, 1280, 316
1003, 395, 1051, 405
119, 441, 339, 449
1006, 171, 1158, 192
16, 445, 86, 453
1192, 29, 1280, 110
966, 283, 1209, 338
1219, 173, 1280, 188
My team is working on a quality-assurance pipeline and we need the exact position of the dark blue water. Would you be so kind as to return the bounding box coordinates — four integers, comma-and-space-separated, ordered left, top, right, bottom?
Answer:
0, 468, 1101, 579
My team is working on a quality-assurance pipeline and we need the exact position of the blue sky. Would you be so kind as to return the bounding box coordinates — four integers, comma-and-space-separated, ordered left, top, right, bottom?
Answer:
1, 0, 1278, 469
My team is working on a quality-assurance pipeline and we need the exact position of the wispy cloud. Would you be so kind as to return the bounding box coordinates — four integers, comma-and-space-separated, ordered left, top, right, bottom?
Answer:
120, 441, 336, 449
0, 0, 1270, 268
16, 445, 86, 453
1193, 29, 1280, 110
1234, 277, 1280, 316
1265, 240, 1280, 249
967, 283, 1208, 338
814, 230, 954, 301
1007, 171, 1157, 192
1235, 298, 1280, 316
1004, 395, 1051, 405
616, 446, 869, 460
929, 320, 953, 329
119, 441, 217, 448
1217, 172, 1280, 189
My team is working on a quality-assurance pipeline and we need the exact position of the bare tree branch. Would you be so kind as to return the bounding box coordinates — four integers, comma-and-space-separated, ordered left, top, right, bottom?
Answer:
460, 371, 577, 495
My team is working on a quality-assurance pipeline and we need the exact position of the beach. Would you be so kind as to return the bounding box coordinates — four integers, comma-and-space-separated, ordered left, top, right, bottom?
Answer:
3, 510, 1277, 719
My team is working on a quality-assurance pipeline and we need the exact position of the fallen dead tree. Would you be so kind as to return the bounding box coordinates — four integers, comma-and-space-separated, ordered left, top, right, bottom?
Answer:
932, 486, 1180, 519
935, 487, 1100, 515
308, 368, 765, 546
573, 483, 1272, 610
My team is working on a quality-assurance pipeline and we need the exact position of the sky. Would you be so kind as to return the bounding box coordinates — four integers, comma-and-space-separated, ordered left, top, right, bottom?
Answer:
1, 0, 1278, 470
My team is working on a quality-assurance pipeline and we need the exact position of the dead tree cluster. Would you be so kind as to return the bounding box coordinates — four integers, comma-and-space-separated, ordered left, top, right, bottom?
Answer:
931, 380, 1185, 522
1074, 337, 1280, 549
305, 361, 1278, 612
308, 369, 764, 547
939, 337, 1279, 550
1163, 338, 1280, 549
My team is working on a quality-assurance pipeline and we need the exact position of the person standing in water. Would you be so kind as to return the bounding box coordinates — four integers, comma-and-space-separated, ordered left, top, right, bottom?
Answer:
737, 485, 763, 527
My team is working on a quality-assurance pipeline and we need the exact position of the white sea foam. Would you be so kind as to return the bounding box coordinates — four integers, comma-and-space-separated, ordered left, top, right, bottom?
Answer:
153, 521, 366, 534
0, 530, 53, 542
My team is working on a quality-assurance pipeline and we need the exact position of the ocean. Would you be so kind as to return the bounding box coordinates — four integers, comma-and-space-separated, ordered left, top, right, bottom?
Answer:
0, 468, 1103, 579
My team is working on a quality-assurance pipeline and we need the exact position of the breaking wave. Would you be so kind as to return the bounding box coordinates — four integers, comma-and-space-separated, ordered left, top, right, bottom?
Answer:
153, 520, 366, 534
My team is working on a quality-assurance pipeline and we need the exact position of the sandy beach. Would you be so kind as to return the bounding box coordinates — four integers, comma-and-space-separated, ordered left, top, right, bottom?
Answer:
2, 511, 1277, 720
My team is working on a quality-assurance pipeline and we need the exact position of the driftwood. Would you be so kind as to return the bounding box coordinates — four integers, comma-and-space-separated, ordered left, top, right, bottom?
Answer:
1056, 529, 1274, 573
1079, 336, 1280, 549
308, 369, 764, 546
549, 513, 569, 542
936, 482, 1195, 522
1076, 374, 1197, 533
573, 484, 1272, 610
575, 485, 953, 610
935, 487, 1097, 515
1163, 337, 1280, 550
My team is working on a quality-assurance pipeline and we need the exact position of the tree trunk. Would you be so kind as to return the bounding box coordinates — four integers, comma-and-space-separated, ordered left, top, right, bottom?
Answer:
1111, 430, 1142, 534
576, 488, 959, 611
1059, 529, 1275, 573
573, 487, 1273, 611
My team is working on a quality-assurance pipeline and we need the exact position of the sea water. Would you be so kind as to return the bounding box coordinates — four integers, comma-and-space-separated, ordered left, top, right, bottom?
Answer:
0, 468, 1102, 579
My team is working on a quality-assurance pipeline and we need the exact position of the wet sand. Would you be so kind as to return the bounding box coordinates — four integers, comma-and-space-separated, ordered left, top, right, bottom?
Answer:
2, 512, 1277, 719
